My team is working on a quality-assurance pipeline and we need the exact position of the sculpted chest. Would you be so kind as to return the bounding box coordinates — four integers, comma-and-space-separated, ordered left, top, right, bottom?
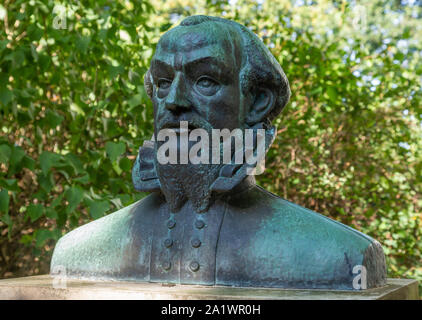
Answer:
52, 189, 385, 289
124, 189, 384, 289
127, 193, 226, 285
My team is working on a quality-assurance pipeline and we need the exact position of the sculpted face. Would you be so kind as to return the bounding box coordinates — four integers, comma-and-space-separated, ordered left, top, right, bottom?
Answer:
147, 24, 250, 213
149, 24, 247, 136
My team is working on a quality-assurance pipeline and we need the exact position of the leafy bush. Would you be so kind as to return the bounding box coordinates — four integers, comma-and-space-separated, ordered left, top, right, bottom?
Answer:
1, 0, 421, 295
0, 0, 155, 276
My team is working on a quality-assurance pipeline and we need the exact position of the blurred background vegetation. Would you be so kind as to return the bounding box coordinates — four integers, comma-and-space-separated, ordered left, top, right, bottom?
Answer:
0, 0, 421, 294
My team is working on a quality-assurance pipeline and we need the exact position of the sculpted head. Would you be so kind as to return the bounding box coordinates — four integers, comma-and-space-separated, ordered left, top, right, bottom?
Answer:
137, 15, 291, 212
144, 15, 290, 132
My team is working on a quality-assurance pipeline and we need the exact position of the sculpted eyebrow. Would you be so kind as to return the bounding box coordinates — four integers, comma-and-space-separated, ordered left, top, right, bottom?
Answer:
150, 57, 234, 82
184, 57, 234, 82
150, 59, 174, 77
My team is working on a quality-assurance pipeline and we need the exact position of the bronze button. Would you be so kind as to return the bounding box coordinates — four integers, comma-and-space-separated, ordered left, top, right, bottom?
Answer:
167, 220, 176, 229
164, 238, 173, 248
189, 261, 200, 272
191, 238, 201, 248
162, 261, 171, 270
194, 220, 205, 229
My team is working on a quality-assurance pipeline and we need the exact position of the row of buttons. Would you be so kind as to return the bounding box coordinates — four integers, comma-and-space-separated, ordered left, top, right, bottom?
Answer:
164, 218, 204, 248
166, 219, 205, 230
162, 218, 205, 272
163, 238, 201, 248
162, 261, 200, 272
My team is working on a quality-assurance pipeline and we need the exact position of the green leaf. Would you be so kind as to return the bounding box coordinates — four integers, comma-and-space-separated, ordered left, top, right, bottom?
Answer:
0, 179, 19, 192
128, 94, 143, 108
107, 65, 124, 79
73, 173, 90, 184
0, 144, 12, 164
110, 197, 123, 210
38, 53, 51, 71
70, 102, 85, 116
27, 24, 43, 42
36, 2, 49, 14
43, 110, 64, 129
19, 234, 33, 246
0, 188, 12, 238
27, 204, 44, 222
89, 200, 110, 219
64, 153, 85, 175
119, 157, 132, 172
35, 229, 53, 248
106, 141, 126, 162
0, 189, 10, 215
75, 36, 91, 54
326, 86, 337, 102
39, 151, 61, 175
0, 212, 12, 225
38, 173, 53, 192
50, 194, 63, 208
112, 161, 122, 175
0, 88, 13, 106
0, 40, 9, 52
0, 212, 13, 238
8, 145, 26, 174
65, 186, 84, 213
11, 49, 25, 67
21, 155, 35, 170
118, 194, 131, 206
45, 207, 58, 219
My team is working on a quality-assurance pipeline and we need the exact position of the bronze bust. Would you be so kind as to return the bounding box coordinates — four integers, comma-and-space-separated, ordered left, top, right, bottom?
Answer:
51, 15, 387, 290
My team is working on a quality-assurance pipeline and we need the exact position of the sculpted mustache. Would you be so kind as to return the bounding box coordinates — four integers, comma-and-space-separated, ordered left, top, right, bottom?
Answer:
157, 117, 214, 132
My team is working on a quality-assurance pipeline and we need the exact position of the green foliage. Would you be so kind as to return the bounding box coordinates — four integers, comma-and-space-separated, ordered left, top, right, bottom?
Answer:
0, 0, 421, 295
0, 0, 154, 276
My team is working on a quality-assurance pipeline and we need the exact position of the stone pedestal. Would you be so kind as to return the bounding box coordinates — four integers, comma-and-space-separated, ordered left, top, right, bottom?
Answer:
0, 275, 418, 300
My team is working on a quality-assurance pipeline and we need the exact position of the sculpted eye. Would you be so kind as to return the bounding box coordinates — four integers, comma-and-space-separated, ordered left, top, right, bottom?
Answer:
157, 79, 172, 90
195, 76, 220, 96
197, 77, 216, 88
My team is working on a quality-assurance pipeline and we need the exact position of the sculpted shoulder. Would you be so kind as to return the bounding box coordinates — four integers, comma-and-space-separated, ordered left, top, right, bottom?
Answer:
50, 193, 162, 280
216, 186, 387, 289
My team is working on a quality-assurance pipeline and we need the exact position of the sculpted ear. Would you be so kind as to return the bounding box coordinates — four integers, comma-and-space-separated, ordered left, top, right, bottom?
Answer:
245, 87, 275, 125
144, 69, 153, 98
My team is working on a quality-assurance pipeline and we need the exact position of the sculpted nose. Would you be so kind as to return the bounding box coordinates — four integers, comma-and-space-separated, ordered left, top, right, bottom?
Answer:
165, 74, 191, 112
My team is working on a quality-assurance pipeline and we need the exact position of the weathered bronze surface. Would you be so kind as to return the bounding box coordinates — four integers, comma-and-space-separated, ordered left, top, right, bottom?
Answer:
51, 15, 387, 290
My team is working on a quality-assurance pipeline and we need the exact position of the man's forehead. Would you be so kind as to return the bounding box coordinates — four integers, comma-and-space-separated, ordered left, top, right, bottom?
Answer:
152, 24, 237, 69
158, 24, 232, 53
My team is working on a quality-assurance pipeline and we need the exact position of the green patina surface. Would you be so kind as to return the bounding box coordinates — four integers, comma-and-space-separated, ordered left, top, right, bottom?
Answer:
250, 198, 371, 280
51, 201, 139, 275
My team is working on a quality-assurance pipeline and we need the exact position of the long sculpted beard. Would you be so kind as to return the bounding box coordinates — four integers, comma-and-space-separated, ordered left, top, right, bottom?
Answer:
155, 157, 222, 213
